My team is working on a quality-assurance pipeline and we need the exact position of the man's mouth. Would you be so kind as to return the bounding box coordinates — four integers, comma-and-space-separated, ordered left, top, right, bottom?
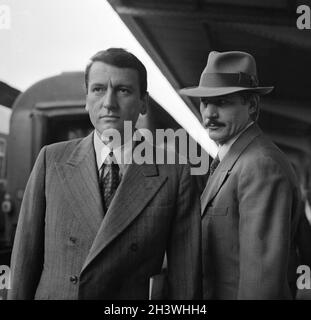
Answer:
204, 121, 224, 129
100, 115, 120, 120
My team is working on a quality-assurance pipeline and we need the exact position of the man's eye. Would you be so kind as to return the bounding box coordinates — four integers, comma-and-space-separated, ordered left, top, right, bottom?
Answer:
118, 88, 130, 94
216, 99, 228, 106
92, 87, 104, 93
201, 100, 208, 107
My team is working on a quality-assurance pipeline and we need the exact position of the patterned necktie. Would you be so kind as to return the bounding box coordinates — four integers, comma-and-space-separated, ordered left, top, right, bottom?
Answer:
208, 155, 220, 179
100, 153, 120, 212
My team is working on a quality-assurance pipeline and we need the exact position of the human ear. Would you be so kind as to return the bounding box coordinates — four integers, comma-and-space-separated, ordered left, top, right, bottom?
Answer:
140, 92, 149, 115
248, 95, 258, 113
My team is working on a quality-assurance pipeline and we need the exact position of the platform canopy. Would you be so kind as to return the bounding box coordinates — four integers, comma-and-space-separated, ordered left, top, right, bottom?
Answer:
108, 0, 311, 166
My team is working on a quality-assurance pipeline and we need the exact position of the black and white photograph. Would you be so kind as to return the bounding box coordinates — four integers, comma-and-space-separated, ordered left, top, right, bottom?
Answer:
0, 0, 311, 309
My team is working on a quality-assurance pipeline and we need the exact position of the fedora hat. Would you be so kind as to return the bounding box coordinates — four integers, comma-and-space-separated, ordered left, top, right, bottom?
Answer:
179, 51, 273, 97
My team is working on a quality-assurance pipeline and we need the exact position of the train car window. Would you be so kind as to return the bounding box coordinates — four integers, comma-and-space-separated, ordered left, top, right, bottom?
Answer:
46, 115, 93, 145
31, 106, 93, 164
0, 139, 5, 154
0, 158, 3, 178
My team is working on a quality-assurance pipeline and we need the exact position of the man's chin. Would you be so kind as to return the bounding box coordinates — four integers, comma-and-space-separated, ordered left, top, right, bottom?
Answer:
99, 124, 120, 132
208, 129, 224, 142
99, 126, 121, 138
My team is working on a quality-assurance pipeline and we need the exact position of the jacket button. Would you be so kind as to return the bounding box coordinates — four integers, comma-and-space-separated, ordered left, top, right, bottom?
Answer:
70, 275, 78, 284
130, 243, 138, 252
69, 236, 77, 244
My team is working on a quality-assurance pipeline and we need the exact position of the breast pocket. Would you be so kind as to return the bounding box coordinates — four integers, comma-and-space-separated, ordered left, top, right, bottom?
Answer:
206, 206, 229, 216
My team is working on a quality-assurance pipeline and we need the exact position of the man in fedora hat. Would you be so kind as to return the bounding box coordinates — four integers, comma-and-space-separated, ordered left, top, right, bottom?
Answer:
180, 51, 302, 299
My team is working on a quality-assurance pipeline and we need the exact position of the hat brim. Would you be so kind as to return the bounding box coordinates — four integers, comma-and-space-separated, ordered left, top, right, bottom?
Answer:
179, 86, 274, 97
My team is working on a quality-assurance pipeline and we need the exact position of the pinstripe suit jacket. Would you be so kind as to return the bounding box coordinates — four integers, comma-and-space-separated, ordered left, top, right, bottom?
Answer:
9, 132, 201, 300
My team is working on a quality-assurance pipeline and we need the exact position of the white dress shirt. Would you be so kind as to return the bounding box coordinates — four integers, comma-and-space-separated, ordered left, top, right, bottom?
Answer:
93, 130, 134, 179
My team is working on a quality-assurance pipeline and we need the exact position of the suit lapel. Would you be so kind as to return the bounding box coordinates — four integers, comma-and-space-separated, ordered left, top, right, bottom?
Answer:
200, 124, 262, 215
56, 132, 103, 237
81, 162, 167, 273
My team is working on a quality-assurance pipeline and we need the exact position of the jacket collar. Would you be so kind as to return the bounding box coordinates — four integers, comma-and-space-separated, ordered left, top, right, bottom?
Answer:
200, 124, 262, 215
55, 132, 167, 273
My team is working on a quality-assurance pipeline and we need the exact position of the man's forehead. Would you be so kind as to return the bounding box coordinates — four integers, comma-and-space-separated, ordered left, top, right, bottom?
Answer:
200, 93, 241, 102
88, 61, 139, 84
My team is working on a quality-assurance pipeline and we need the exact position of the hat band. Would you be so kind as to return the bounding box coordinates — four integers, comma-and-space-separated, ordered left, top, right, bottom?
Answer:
199, 72, 258, 88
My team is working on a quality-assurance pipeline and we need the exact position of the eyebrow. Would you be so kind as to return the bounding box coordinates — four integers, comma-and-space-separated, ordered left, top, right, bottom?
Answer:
201, 96, 231, 103
114, 84, 135, 90
201, 97, 219, 103
90, 82, 135, 90
90, 83, 105, 88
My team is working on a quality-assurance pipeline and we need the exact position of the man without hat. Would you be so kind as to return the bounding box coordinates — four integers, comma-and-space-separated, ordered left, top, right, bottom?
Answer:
180, 51, 302, 299
9, 48, 202, 299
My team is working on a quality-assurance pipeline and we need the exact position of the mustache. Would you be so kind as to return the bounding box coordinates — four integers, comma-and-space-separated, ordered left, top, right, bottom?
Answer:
204, 119, 225, 128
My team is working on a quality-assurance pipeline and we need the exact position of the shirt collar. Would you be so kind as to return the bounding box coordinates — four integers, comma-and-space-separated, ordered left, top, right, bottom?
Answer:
218, 121, 254, 161
93, 130, 133, 172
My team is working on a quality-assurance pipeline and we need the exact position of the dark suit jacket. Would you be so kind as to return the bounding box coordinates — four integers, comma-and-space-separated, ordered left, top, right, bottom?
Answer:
200, 124, 302, 300
9, 132, 201, 300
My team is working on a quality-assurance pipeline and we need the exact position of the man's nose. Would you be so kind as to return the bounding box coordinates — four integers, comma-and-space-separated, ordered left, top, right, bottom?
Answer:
205, 104, 218, 119
102, 87, 116, 109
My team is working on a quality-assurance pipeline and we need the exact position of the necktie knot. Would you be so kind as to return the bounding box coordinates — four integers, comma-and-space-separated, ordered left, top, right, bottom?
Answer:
209, 155, 220, 178
105, 148, 116, 164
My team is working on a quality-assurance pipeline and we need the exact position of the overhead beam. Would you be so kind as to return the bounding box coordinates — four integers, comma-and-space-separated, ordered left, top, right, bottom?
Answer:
219, 21, 311, 51
107, 1, 200, 118
111, 4, 296, 26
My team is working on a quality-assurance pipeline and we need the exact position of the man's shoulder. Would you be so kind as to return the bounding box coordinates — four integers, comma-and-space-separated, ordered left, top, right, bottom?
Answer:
244, 132, 287, 162
152, 143, 191, 174
45, 137, 83, 152
43, 135, 92, 162
238, 132, 296, 179
131, 143, 192, 183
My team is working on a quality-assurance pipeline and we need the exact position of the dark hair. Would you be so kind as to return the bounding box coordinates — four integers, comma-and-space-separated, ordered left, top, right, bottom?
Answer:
240, 91, 260, 122
85, 48, 147, 97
